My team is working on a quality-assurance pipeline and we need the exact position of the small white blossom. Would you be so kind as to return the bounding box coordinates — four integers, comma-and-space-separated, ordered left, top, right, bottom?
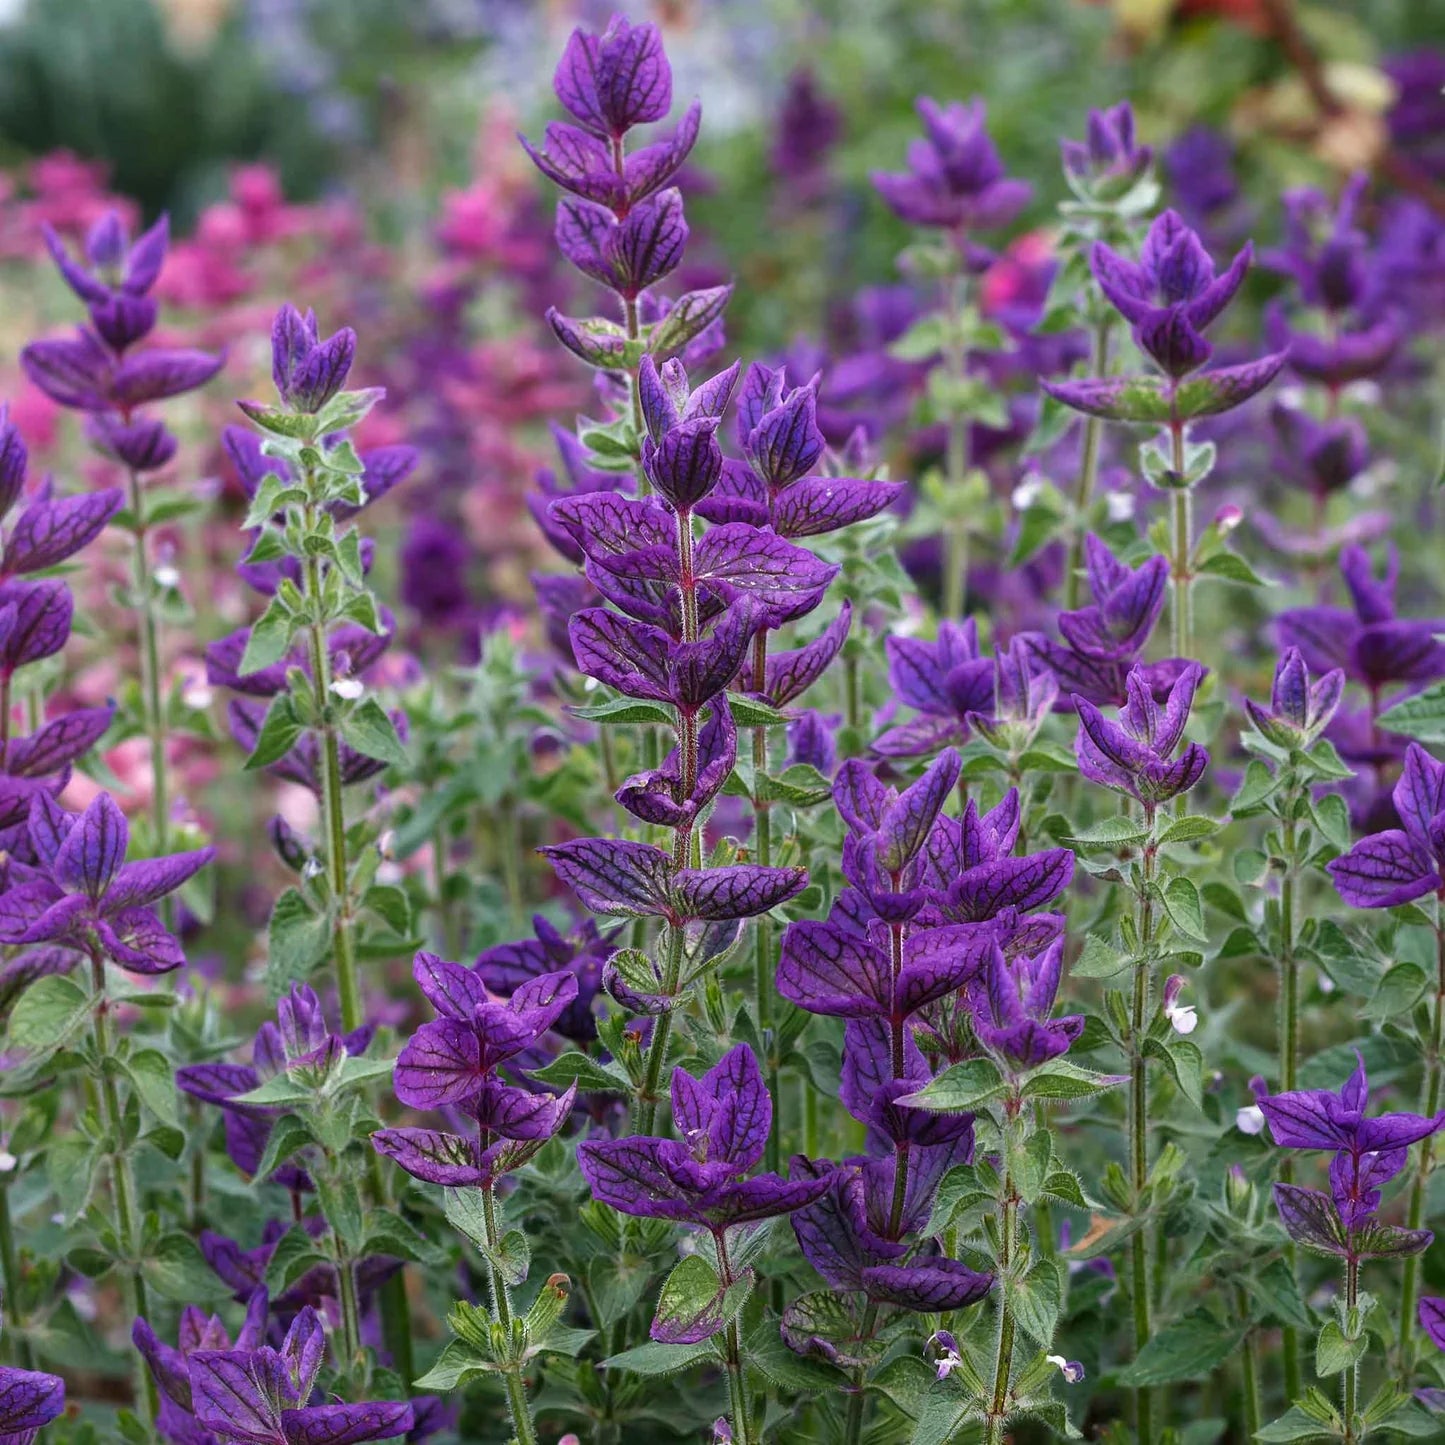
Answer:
154, 563, 181, 589
330, 678, 364, 701
1105, 491, 1135, 522
1236, 1104, 1266, 1136
1011, 474, 1044, 510
0, 1150, 16, 1173
1165, 1001, 1198, 1035
1048, 1355, 1085, 1384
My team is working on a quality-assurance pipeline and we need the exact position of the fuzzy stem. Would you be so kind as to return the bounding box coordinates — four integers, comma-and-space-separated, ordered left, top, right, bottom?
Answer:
716, 1232, 755, 1445
1398, 915, 1445, 1387
0, 1186, 31, 1370
483, 1181, 538, 1445
1063, 319, 1112, 610
336, 1250, 362, 1374
985, 1130, 1020, 1445
1168, 421, 1193, 665
1279, 795, 1304, 1399
1235, 1285, 1263, 1439
1130, 825, 1157, 1445
941, 271, 970, 622
89, 952, 156, 1427
1344, 1256, 1360, 1443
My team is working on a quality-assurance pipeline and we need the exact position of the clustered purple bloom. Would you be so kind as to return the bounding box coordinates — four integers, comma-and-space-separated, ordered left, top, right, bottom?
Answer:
24, 211, 222, 470
0, 1358, 63, 1444
371, 950, 577, 1188
1255, 1056, 1441, 1263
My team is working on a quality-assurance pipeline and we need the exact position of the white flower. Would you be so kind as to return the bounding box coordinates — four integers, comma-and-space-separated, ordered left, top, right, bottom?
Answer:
1165, 1001, 1198, 1035
1011, 475, 1044, 510
183, 682, 214, 711
330, 678, 364, 700
934, 1348, 965, 1381
1105, 491, 1135, 522
154, 563, 181, 589
0, 1150, 16, 1174
1236, 1104, 1265, 1136
1047, 1355, 1085, 1384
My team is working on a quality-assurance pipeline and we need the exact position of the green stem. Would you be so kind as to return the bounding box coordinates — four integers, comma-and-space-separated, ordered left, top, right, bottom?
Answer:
1344, 1257, 1360, 1443
1064, 319, 1112, 610
125, 468, 170, 859
941, 271, 970, 622
89, 952, 156, 1427
499, 795, 525, 932
336, 1249, 362, 1376
1398, 916, 1445, 1388
751, 631, 780, 1176
716, 1232, 755, 1445
1235, 1285, 1262, 1439
1130, 829, 1157, 1445
482, 1182, 538, 1445
1279, 799, 1303, 1399
638, 924, 684, 1134
985, 1142, 1020, 1445
1168, 422, 1193, 665
0, 1185, 32, 1369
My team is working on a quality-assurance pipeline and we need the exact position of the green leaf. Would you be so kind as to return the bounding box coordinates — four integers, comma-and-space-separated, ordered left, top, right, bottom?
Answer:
1157, 814, 1222, 845
413, 1338, 493, 1391
1161, 876, 1207, 941
570, 697, 675, 727
121, 1049, 179, 1128
1009, 1259, 1062, 1347
1021, 1059, 1128, 1101
1067, 815, 1150, 848
254, 1113, 313, 1182
5, 975, 90, 1057
264, 1225, 330, 1293
237, 599, 296, 677
1144, 1035, 1204, 1110
143, 1233, 228, 1303
1228, 760, 1283, 817
234, 1073, 312, 1109
599, 1340, 714, 1376
266, 889, 329, 995
651, 1255, 746, 1345
528, 1051, 631, 1094
243, 693, 304, 770
1315, 1319, 1367, 1377
727, 694, 790, 728
1197, 551, 1268, 586
442, 1189, 490, 1252
758, 765, 832, 807
1365, 963, 1427, 1022
1254, 1407, 1337, 1442
1070, 934, 1130, 979
485, 1229, 530, 1288
1116, 1312, 1245, 1386
1378, 682, 1445, 744
316, 1174, 364, 1253
896, 1058, 1006, 1113
339, 698, 407, 766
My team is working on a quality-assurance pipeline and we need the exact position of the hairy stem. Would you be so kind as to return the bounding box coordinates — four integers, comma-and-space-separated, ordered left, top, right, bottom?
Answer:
483, 1181, 538, 1445
1398, 915, 1445, 1387
941, 271, 970, 622
89, 952, 156, 1427
985, 1139, 1020, 1445
1130, 830, 1157, 1445
1168, 422, 1193, 665
1344, 1256, 1360, 1443
0, 1186, 31, 1370
751, 631, 781, 1175
1279, 798, 1303, 1398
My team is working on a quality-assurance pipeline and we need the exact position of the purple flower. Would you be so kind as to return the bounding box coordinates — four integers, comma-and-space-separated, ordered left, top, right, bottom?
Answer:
578, 1044, 828, 1232
771, 68, 842, 199
1061, 102, 1153, 201
474, 915, 615, 1043
968, 937, 1083, 1072
1270, 403, 1369, 501
1421, 1297, 1445, 1353
0, 792, 214, 974
0, 1360, 64, 1445
0, 703, 115, 830
388, 950, 578, 1110
42, 211, 168, 352
268, 305, 355, 415
872, 98, 1031, 232
178, 984, 374, 1187
1255, 1054, 1443, 1157
1244, 647, 1345, 750
871, 619, 993, 758
551, 13, 673, 141
918, 789, 1074, 924
1074, 663, 1209, 807
831, 751, 961, 921
190, 1306, 413, 1444
1278, 545, 1445, 694
556, 189, 687, 301
1020, 535, 1178, 707
1328, 743, 1445, 908
135, 1289, 268, 1445
22, 327, 223, 414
